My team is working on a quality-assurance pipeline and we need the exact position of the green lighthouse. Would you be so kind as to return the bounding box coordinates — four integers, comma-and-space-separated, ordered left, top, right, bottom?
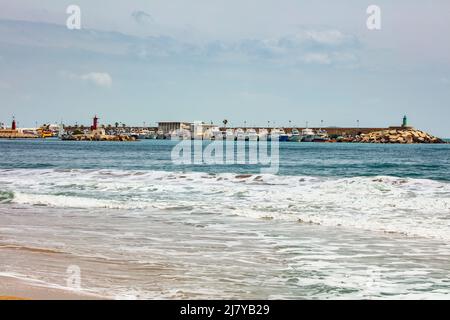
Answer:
402, 115, 408, 127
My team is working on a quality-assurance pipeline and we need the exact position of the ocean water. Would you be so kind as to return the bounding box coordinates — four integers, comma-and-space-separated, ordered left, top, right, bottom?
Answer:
0, 139, 450, 299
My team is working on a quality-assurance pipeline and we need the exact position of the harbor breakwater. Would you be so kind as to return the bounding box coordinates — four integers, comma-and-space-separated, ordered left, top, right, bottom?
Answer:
0, 130, 38, 139
352, 128, 446, 144
1, 125, 447, 143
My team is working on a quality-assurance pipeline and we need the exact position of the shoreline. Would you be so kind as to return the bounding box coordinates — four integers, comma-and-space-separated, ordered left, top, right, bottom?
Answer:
0, 276, 107, 300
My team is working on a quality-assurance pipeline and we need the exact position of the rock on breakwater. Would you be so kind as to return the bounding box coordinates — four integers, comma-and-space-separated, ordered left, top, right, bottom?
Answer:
353, 128, 446, 144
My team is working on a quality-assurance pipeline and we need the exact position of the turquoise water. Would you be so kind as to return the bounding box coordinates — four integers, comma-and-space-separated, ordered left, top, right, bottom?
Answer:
0, 139, 450, 299
1, 139, 449, 180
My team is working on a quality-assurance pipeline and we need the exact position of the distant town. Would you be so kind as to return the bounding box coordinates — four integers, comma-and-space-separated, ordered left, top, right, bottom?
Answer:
0, 115, 446, 144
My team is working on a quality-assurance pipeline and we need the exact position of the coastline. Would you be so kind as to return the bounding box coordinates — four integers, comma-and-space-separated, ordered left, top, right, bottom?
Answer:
0, 276, 107, 300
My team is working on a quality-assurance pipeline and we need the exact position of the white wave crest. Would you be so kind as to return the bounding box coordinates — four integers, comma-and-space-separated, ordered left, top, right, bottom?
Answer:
1, 169, 450, 240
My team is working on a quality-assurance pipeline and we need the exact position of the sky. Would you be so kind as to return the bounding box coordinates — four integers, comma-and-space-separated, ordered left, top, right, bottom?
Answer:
0, 0, 449, 136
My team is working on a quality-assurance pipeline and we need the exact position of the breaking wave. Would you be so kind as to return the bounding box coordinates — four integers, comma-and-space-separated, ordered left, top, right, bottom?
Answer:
1, 168, 450, 240
0, 190, 14, 204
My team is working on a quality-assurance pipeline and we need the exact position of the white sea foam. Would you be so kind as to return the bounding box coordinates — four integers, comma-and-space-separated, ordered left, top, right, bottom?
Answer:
1, 168, 449, 240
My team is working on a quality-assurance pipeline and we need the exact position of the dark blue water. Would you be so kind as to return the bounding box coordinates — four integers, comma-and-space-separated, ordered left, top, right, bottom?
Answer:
0, 139, 449, 181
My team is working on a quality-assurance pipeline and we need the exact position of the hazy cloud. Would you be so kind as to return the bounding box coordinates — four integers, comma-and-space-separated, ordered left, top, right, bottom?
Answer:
80, 72, 112, 87
131, 10, 153, 24
302, 53, 331, 65
0, 20, 358, 67
65, 72, 113, 88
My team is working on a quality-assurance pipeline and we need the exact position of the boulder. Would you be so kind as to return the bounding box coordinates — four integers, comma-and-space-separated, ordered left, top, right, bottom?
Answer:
351, 128, 446, 144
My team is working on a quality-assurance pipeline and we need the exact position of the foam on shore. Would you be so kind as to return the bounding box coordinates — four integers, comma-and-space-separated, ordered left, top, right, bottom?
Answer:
1, 168, 450, 241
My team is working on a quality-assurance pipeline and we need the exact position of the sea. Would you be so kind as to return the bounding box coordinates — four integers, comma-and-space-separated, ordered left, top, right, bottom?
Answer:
0, 139, 449, 299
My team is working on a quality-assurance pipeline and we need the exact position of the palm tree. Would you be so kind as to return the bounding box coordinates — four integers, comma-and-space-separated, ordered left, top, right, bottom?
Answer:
223, 119, 228, 128
115, 122, 119, 128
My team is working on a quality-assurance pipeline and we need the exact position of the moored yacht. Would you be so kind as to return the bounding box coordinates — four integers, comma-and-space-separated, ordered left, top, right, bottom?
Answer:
301, 128, 316, 142
235, 128, 245, 140
137, 129, 155, 139
210, 126, 223, 140
246, 128, 258, 141
156, 130, 165, 139
289, 128, 301, 142
226, 129, 235, 141
270, 128, 289, 142
313, 129, 329, 142
170, 129, 191, 140
258, 128, 269, 141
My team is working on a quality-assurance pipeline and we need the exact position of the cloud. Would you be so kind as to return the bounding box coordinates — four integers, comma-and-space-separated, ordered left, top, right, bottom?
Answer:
126, 29, 359, 66
302, 53, 331, 65
131, 10, 153, 24
303, 30, 353, 46
65, 72, 113, 88
1, 20, 359, 68
80, 72, 112, 87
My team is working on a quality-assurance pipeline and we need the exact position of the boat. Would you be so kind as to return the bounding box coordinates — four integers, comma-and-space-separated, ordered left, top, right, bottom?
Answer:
235, 128, 245, 141
312, 129, 329, 142
39, 130, 53, 138
211, 127, 223, 140
289, 128, 301, 142
258, 128, 269, 141
138, 129, 152, 140
204, 126, 222, 140
48, 124, 61, 137
246, 128, 258, 141
170, 129, 191, 140
156, 130, 165, 139
225, 129, 235, 141
270, 128, 289, 142
301, 128, 316, 142
280, 130, 289, 142
129, 132, 140, 140
146, 130, 157, 139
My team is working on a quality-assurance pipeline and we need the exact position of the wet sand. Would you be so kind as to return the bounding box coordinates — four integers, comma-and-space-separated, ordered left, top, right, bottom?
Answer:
0, 276, 106, 300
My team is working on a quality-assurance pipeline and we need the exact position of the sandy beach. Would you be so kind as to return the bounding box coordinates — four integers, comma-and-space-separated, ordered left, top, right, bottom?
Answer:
0, 276, 105, 300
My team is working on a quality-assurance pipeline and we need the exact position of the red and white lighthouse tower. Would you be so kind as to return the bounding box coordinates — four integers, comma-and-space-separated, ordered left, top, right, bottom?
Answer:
11, 116, 16, 130
92, 115, 99, 131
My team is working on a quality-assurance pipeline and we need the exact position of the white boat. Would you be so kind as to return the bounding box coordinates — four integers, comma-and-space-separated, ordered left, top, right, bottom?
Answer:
301, 128, 316, 142
205, 126, 222, 140
202, 128, 213, 140
156, 130, 165, 139
246, 128, 258, 141
137, 129, 155, 139
226, 129, 235, 141
212, 127, 223, 140
289, 128, 301, 142
270, 128, 289, 142
170, 129, 191, 140
235, 128, 245, 141
313, 130, 329, 142
258, 128, 269, 141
